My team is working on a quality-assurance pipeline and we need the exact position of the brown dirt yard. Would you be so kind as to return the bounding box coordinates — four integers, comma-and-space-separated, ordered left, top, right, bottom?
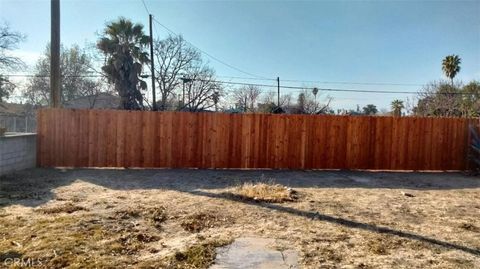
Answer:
1, 168, 479, 268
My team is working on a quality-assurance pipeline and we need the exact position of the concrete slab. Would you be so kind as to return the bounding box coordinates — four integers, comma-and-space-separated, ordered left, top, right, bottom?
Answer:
210, 237, 298, 269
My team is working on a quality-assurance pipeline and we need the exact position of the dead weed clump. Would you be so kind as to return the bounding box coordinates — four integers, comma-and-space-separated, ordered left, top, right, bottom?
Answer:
38, 202, 86, 214
114, 208, 142, 219
365, 235, 431, 256
162, 239, 232, 269
181, 212, 232, 233
148, 206, 168, 229
232, 182, 298, 203
459, 222, 479, 232
108, 232, 160, 255
367, 240, 389, 255
115, 206, 168, 228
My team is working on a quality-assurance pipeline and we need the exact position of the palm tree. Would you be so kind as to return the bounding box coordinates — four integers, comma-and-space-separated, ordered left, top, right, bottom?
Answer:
442, 55, 461, 86
97, 18, 149, 110
391, 99, 404, 117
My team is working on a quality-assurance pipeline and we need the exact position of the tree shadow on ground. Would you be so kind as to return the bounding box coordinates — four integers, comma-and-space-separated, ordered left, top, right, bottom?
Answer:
187, 189, 480, 257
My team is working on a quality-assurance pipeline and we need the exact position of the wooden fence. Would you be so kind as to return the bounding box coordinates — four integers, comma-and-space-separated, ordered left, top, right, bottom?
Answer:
37, 109, 473, 170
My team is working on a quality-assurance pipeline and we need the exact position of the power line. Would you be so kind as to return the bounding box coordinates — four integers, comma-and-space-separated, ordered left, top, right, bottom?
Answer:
215, 75, 424, 87
138, 0, 162, 41
151, 17, 269, 80
193, 79, 421, 94
4, 74, 104, 78
6, 72, 468, 96
140, 0, 150, 14
190, 78, 479, 96
279, 79, 423, 87
138, 0, 267, 79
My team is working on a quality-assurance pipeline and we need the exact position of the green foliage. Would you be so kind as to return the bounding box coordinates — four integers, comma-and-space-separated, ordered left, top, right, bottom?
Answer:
97, 17, 149, 110
461, 81, 480, 116
414, 80, 480, 117
362, 104, 378, 115
257, 102, 279, 113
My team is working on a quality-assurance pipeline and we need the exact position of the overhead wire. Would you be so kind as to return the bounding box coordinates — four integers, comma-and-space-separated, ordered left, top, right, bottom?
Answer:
2, 0, 458, 99
215, 75, 424, 87
135, 0, 430, 98
140, 0, 150, 15
151, 17, 270, 80
4, 73, 472, 96
138, 0, 269, 80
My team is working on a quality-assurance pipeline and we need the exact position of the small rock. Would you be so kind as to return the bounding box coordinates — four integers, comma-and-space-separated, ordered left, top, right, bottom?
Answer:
401, 191, 415, 197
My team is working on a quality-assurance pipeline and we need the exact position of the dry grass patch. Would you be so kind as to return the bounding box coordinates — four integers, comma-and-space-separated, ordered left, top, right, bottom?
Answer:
2, 169, 480, 268
232, 182, 298, 203
181, 212, 232, 233
0, 213, 164, 268
114, 208, 142, 219
37, 202, 86, 214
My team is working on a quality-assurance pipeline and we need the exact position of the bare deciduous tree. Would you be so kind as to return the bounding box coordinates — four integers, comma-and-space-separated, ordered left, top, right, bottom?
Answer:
256, 92, 292, 113
0, 23, 25, 71
181, 66, 223, 111
0, 23, 25, 102
293, 89, 332, 114
261, 91, 292, 108
154, 35, 200, 110
232, 85, 262, 112
154, 34, 222, 111
414, 80, 480, 117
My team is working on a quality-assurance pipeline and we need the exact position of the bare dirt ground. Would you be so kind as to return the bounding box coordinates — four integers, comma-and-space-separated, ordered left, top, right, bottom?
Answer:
1, 168, 479, 268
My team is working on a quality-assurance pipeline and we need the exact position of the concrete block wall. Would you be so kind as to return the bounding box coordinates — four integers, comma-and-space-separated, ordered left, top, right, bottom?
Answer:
0, 133, 36, 176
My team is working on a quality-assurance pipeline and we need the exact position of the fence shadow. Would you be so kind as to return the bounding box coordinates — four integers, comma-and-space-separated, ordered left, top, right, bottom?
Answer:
2, 168, 480, 209
1, 168, 479, 257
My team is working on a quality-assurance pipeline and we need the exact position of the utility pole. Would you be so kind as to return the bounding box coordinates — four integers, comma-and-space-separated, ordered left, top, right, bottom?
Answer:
149, 14, 157, 111
181, 77, 193, 108
277, 77, 280, 107
182, 81, 185, 107
244, 96, 247, 112
51, 0, 61, 108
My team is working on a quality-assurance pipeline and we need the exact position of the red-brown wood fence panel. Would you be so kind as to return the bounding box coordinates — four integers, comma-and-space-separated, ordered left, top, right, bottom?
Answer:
36, 108, 473, 170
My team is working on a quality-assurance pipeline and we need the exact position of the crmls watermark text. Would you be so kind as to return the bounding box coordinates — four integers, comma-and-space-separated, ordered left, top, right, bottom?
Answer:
3, 257, 43, 267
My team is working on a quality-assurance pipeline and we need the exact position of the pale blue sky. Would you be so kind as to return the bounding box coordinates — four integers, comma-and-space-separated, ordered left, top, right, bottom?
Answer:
1, 0, 479, 110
